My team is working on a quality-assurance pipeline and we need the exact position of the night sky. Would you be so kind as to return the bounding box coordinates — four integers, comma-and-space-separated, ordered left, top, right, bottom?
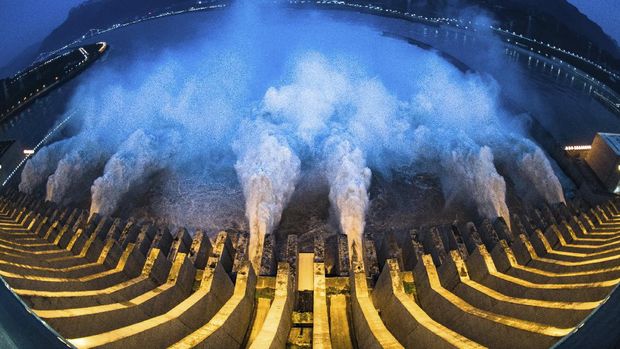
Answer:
569, 0, 620, 45
0, 0, 84, 68
0, 0, 619, 71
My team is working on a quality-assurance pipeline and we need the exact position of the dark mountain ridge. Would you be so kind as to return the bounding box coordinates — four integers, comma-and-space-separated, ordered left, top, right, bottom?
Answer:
392, 0, 620, 66
479, 0, 619, 66
3, 0, 619, 76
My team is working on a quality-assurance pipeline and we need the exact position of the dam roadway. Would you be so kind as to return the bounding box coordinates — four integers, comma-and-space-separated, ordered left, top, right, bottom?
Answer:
0, 42, 108, 125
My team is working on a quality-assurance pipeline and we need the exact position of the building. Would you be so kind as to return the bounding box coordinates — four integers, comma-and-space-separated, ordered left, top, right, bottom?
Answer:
586, 132, 620, 193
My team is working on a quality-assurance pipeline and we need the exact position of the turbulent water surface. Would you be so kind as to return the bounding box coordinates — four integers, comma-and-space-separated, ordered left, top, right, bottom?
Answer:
4, 3, 618, 252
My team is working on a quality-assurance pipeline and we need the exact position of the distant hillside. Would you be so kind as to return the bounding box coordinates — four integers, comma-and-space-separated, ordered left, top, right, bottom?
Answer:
0, 0, 208, 76
39, 0, 193, 53
0, 42, 41, 77
479, 0, 620, 66
390, 0, 620, 70
4, 0, 620, 76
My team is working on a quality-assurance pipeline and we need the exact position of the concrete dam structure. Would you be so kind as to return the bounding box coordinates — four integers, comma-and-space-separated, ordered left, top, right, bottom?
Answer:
2, 1, 620, 348
0, 189, 619, 348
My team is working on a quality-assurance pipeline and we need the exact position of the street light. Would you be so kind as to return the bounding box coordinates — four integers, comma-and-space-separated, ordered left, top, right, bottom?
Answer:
23, 150, 35, 156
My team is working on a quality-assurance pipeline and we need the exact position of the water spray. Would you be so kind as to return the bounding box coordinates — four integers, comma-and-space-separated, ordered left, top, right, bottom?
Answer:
234, 129, 301, 270
323, 135, 372, 264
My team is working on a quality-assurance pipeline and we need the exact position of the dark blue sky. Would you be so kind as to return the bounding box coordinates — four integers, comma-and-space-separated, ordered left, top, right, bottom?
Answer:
569, 0, 620, 45
0, 0, 84, 68
0, 0, 619, 71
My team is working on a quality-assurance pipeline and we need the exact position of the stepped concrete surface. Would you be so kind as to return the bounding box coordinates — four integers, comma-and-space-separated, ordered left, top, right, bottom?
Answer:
0, 192, 618, 348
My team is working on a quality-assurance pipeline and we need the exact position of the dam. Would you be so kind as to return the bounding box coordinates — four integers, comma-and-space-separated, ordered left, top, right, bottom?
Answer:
0, 190, 618, 347
0, 1, 619, 348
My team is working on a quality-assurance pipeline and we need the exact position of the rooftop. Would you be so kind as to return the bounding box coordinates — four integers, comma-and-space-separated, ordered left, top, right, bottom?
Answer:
599, 132, 620, 156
